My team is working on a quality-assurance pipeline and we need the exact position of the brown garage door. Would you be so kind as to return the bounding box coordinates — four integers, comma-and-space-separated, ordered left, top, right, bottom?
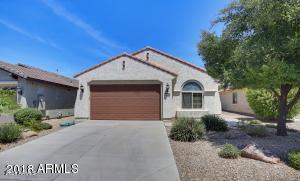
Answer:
90, 84, 161, 120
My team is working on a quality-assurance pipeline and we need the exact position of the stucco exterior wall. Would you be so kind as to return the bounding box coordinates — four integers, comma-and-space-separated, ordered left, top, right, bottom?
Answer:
75, 56, 175, 119
219, 89, 254, 115
75, 50, 222, 119
133, 51, 222, 115
18, 78, 77, 114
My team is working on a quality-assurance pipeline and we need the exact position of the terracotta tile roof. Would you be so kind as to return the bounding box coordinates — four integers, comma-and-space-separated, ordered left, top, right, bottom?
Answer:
74, 53, 177, 78
132, 46, 207, 73
0, 61, 78, 88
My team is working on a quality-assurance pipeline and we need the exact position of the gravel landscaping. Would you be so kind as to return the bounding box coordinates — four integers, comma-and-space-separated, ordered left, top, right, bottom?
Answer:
167, 120, 300, 181
0, 116, 74, 152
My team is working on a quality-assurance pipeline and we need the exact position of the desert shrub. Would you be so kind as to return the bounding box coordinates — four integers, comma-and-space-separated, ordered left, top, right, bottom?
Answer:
288, 151, 300, 170
170, 117, 206, 142
0, 123, 21, 143
14, 108, 43, 125
0, 90, 20, 113
218, 144, 240, 159
248, 120, 263, 125
23, 120, 43, 131
243, 124, 268, 137
201, 115, 228, 131
40, 122, 52, 130
247, 89, 300, 120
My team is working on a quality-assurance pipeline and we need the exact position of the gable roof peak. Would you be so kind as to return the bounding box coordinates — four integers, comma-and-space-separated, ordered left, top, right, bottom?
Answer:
74, 52, 177, 78
132, 46, 207, 74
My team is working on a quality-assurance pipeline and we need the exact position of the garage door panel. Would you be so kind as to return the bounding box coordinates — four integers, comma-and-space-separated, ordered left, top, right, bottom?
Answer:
91, 92, 160, 97
91, 106, 159, 114
90, 84, 161, 120
91, 99, 160, 107
91, 113, 160, 120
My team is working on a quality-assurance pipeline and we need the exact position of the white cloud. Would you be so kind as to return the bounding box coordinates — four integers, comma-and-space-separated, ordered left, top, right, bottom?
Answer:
42, 0, 126, 51
0, 18, 59, 49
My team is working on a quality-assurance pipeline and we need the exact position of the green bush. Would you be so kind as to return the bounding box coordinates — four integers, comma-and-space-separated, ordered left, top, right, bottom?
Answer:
248, 120, 263, 125
23, 120, 52, 131
0, 90, 20, 113
243, 124, 268, 137
40, 122, 52, 130
23, 120, 43, 131
170, 118, 206, 142
14, 108, 43, 125
201, 115, 228, 131
288, 151, 300, 170
218, 144, 241, 159
247, 89, 300, 120
0, 123, 21, 143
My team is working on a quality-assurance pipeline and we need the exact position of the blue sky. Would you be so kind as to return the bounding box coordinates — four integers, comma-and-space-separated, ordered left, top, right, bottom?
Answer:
0, 0, 230, 77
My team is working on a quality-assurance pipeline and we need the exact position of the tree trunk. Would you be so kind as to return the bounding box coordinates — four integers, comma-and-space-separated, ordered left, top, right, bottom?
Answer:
277, 85, 291, 136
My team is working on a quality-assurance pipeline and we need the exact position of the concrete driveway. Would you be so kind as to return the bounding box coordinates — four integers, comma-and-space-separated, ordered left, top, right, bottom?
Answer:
0, 120, 180, 181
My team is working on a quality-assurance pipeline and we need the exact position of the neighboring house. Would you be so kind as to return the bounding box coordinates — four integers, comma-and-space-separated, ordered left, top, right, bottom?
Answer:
220, 89, 300, 119
0, 61, 78, 118
219, 89, 254, 115
74, 47, 221, 120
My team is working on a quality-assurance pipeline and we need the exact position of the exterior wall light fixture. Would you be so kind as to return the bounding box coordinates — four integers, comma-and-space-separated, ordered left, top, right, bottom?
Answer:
80, 85, 84, 93
17, 86, 23, 95
164, 83, 170, 98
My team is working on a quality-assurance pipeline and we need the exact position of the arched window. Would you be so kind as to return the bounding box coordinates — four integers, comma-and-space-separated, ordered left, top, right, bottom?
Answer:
182, 82, 203, 109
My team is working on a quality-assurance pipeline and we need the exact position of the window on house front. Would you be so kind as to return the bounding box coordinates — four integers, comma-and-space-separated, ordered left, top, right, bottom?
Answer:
182, 82, 203, 109
232, 92, 238, 104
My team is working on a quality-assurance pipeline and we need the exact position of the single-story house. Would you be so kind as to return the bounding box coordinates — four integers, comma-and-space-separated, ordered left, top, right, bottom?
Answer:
0, 61, 78, 118
74, 47, 221, 120
219, 89, 254, 115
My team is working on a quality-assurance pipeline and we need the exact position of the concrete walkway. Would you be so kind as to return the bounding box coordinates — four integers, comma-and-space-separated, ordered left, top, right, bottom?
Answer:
0, 120, 180, 181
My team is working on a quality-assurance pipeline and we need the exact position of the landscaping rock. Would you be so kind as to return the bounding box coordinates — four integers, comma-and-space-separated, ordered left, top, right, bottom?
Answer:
224, 129, 251, 139
23, 128, 31, 132
22, 131, 38, 139
241, 144, 280, 164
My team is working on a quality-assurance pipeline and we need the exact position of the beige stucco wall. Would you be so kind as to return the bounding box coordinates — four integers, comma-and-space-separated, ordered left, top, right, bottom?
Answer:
75, 56, 175, 119
134, 51, 221, 116
219, 89, 254, 115
75, 51, 221, 119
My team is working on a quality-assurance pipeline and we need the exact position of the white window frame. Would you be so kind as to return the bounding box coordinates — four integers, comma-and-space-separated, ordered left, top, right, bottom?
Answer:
181, 82, 204, 109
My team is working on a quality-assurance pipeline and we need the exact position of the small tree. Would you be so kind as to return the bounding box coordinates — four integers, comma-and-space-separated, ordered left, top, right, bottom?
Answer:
247, 89, 300, 121
198, 0, 300, 136
0, 90, 19, 113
